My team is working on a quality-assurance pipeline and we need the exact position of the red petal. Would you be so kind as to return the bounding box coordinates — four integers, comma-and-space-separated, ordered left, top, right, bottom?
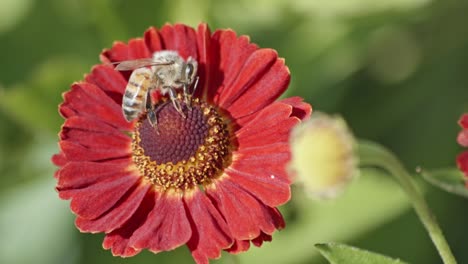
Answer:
66, 174, 139, 219
225, 232, 274, 254
52, 152, 67, 167
222, 56, 290, 122
225, 239, 250, 254
85, 64, 127, 105
206, 179, 285, 240
252, 232, 273, 247
217, 49, 277, 109
60, 117, 130, 150
128, 38, 151, 59
459, 114, 468, 129
195, 23, 216, 101
185, 190, 233, 264
144, 27, 163, 53
61, 116, 121, 134
60, 83, 131, 130
102, 38, 151, 63
458, 130, 468, 147
210, 30, 257, 103
103, 190, 156, 257
76, 183, 150, 233
232, 143, 291, 182
59, 140, 130, 162
159, 23, 198, 60
60, 133, 126, 150
129, 191, 191, 253
457, 152, 468, 177
235, 102, 299, 148
225, 167, 291, 208
56, 158, 133, 190
279, 96, 312, 121
104, 233, 141, 257
102, 41, 127, 62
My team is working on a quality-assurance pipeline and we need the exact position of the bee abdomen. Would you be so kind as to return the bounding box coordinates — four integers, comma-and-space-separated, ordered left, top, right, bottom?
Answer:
122, 107, 139, 121
121, 68, 152, 122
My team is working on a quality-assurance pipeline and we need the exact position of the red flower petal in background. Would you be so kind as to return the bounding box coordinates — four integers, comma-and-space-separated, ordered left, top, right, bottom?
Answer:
457, 114, 468, 182
53, 23, 312, 263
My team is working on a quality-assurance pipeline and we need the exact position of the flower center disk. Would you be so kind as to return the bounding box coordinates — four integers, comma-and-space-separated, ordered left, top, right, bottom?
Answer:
132, 99, 231, 190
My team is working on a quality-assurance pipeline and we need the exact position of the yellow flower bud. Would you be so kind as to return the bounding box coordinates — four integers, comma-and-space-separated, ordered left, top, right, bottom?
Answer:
288, 112, 358, 199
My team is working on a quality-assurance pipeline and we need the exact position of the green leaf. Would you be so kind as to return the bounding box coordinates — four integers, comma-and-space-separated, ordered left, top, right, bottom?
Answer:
420, 168, 468, 198
315, 243, 409, 264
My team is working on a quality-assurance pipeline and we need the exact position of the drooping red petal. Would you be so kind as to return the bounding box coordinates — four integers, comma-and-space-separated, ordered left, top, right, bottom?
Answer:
185, 190, 233, 264
225, 239, 250, 254
206, 179, 285, 240
279, 96, 313, 121
209, 30, 257, 103
159, 23, 198, 60
144, 27, 163, 53
66, 174, 140, 220
457, 151, 468, 177
76, 183, 150, 233
103, 191, 156, 257
252, 232, 273, 247
104, 234, 142, 258
60, 83, 131, 130
56, 158, 133, 190
129, 191, 191, 253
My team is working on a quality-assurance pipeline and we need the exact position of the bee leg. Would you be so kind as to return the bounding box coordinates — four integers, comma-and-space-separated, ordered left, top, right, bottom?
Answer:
183, 76, 199, 109
192, 76, 199, 96
183, 84, 191, 108
145, 90, 159, 133
168, 87, 186, 118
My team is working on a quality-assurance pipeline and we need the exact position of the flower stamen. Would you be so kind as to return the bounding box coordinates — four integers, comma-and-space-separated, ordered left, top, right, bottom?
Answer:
132, 98, 231, 191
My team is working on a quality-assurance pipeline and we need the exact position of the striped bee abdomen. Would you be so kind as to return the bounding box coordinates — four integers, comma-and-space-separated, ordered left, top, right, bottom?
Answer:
121, 68, 153, 122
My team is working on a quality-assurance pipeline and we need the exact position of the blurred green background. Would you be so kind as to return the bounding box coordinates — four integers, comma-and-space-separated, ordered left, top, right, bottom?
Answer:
1, 0, 468, 263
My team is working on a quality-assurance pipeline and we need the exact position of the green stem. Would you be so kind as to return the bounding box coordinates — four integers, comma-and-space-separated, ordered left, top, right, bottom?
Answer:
358, 140, 457, 264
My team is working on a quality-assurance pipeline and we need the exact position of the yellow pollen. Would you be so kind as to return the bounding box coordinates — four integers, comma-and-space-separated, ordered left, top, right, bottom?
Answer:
131, 98, 232, 191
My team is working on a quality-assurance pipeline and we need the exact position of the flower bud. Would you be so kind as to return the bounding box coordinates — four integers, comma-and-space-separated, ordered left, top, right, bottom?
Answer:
288, 112, 358, 199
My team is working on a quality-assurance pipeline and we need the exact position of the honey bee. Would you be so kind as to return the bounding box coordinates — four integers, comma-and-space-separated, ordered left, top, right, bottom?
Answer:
114, 50, 198, 127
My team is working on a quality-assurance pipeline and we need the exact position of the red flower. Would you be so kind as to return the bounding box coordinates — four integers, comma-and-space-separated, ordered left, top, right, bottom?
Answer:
52, 23, 311, 263
457, 114, 468, 178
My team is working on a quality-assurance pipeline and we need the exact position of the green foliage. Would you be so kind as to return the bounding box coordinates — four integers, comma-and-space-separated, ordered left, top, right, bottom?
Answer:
315, 243, 409, 264
421, 168, 468, 198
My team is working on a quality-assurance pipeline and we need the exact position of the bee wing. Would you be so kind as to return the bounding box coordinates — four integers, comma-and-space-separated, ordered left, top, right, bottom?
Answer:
113, 58, 174, 71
